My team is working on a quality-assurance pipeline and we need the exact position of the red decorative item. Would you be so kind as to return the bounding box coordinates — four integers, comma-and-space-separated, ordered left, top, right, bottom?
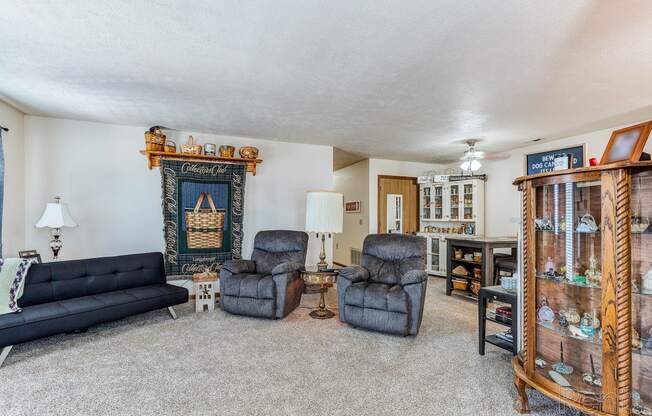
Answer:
589, 157, 598, 166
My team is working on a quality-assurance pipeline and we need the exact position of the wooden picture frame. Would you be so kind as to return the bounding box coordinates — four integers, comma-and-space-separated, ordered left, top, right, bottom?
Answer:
600, 121, 652, 165
344, 201, 361, 213
19, 250, 42, 263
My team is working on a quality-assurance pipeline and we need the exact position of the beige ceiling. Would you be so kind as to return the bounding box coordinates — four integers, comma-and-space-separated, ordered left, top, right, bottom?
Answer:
1, 1, 652, 163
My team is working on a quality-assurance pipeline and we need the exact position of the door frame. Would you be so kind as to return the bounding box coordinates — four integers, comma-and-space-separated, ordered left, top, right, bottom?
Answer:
377, 175, 420, 234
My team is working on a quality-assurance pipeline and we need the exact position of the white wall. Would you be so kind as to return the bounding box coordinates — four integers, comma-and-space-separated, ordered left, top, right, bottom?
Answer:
22, 116, 333, 269
476, 121, 652, 237
0, 100, 25, 256
333, 159, 369, 264
368, 158, 442, 234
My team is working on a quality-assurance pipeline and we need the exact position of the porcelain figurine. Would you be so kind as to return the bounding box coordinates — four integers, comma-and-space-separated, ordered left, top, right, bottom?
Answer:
565, 308, 581, 325
535, 218, 554, 231
580, 313, 595, 337
535, 357, 547, 368
642, 268, 652, 295
544, 257, 555, 275
557, 312, 569, 328
559, 219, 567, 232
569, 325, 589, 339
576, 213, 599, 233
632, 213, 651, 234
586, 255, 601, 287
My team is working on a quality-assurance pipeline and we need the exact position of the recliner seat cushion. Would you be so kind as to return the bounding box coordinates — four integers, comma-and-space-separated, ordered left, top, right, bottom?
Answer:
221, 273, 275, 299
0, 284, 188, 347
344, 282, 408, 314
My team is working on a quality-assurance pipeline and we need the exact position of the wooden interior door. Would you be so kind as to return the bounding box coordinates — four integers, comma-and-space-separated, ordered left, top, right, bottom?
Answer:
378, 175, 419, 235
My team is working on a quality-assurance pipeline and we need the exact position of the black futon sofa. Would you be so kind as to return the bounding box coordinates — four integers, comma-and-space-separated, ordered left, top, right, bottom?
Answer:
0, 252, 188, 367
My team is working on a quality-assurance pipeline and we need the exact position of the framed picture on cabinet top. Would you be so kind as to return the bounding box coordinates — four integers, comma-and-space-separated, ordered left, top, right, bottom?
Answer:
600, 121, 652, 165
344, 201, 361, 213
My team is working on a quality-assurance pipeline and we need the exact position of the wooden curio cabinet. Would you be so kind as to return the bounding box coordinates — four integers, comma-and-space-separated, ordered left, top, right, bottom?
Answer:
513, 161, 652, 416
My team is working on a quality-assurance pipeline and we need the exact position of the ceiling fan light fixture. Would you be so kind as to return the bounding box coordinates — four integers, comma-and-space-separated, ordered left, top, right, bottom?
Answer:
460, 158, 481, 172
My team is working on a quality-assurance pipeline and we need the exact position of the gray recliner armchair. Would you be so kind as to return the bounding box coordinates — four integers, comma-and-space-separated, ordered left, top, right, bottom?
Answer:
220, 230, 308, 319
337, 234, 428, 336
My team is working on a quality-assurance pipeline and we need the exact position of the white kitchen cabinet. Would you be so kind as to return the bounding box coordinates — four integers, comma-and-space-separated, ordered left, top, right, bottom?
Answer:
419, 179, 485, 235
421, 233, 447, 276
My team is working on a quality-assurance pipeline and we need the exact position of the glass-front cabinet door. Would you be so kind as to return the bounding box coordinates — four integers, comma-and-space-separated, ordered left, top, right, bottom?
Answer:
431, 236, 440, 272
422, 185, 432, 220
534, 179, 605, 410
631, 171, 652, 416
463, 182, 474, 220
433, 184, 444, 220
449, 184, 460, 220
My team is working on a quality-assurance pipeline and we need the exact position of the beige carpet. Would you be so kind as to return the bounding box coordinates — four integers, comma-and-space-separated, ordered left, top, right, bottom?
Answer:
0, 278, 580, 416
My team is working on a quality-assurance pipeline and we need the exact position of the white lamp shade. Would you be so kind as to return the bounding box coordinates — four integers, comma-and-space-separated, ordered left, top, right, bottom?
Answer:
35, 202, 78, 229
305, 191, 343, 233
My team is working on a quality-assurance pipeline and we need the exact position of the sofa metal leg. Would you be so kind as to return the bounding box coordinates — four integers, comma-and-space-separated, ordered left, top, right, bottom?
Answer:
167, 306, 178, 320
0, 346, 13, 368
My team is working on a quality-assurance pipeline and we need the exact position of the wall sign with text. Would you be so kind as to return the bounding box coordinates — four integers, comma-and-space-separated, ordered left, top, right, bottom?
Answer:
525, 145, 585, 175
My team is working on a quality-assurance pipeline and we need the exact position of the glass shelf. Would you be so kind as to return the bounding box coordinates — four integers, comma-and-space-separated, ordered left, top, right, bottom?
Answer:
537, 321, 601, 346
536, 274, 601, 290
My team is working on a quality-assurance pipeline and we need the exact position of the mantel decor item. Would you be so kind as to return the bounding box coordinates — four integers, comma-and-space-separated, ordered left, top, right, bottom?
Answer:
181, 136, 203, 155
160, 160, 245, 277
305, 191, 343, 271
219, 145, 235, 158
600, 121, 652, 165
238, 146, 259, 159
203, 143, 216, 156
35, 196, 78, 261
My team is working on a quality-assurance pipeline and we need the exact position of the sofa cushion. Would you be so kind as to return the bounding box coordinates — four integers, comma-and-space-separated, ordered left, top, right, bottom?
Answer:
0, 284, 188, 348
344, 282, 408, 314
221, 273, 275, 299
0, 284, 187, 331
19, 252, 166, 308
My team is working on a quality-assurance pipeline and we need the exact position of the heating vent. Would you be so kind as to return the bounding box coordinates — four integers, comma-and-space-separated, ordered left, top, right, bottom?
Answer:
350, 248, 362, 265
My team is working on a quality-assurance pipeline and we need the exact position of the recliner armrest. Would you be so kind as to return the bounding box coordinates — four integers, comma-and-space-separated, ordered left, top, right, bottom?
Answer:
221, 259, 256, 275
401, 270, 428, 286
272, 261, 304, 276
339, 265, 370, 283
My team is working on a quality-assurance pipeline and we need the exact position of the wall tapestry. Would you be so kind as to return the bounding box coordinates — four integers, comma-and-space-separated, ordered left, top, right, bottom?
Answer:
160, 159, 246, 277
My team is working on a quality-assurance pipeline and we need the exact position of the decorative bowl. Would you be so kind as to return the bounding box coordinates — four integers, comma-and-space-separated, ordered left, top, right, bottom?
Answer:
239, 146, 259, 159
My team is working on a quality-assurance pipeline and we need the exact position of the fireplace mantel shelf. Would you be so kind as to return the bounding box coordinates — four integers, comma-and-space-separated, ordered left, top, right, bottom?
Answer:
140, 150, 263, 175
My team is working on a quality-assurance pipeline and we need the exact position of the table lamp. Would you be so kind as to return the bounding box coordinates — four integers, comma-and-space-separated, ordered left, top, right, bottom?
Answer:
305, 191, 343, 271
35, 196, 78, 261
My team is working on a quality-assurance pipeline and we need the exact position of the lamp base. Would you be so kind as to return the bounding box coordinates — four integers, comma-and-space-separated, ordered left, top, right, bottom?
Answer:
50, 228, 63, 261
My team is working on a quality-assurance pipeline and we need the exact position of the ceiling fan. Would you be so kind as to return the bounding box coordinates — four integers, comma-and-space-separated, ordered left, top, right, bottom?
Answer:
459, 139, 485, 172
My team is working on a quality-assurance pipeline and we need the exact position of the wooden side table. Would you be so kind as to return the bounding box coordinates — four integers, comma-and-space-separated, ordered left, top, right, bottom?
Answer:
301, 269, 338, 319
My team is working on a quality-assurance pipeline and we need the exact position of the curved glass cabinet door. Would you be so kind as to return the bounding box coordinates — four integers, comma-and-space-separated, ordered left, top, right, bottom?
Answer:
534, 179, 604, 409
631, 171, 652, 416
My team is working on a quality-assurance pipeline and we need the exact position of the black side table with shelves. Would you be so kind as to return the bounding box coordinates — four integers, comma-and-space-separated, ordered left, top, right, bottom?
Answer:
478, 285, 518, 355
